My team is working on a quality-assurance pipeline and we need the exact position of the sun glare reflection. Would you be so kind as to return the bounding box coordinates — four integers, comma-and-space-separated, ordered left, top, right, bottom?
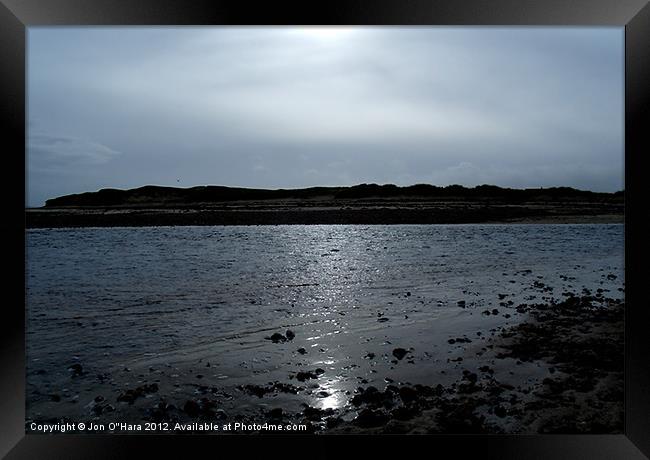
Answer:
318, 390, 346, 411
273, 226, 373, 413
315, 375, 348, 411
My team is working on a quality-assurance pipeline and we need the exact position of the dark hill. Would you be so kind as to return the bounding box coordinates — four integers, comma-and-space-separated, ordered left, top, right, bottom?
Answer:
44, 184, 623, 208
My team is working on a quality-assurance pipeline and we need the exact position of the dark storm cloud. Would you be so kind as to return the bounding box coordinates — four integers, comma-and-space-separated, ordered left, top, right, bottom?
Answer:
27, 27, 623, 206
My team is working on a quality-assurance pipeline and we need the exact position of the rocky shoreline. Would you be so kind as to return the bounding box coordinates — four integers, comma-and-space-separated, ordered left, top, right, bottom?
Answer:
26, 293, 623, 434
327, 293, 624, 434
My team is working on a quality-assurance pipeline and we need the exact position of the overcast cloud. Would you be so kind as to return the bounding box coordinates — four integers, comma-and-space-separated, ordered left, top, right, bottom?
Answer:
27, 27, 623, 207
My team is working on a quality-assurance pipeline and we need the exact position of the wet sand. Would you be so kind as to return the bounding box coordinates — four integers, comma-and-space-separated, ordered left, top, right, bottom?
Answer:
26, 290, 623, 434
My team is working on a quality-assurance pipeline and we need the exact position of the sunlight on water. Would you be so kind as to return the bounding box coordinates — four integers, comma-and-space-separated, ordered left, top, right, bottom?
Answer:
315, 375, 349, 411
26, 224, 624, 422
318, 390, 346, 411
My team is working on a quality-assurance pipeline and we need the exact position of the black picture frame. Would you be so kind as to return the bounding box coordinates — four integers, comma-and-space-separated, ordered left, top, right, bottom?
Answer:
1, 1, 649, 458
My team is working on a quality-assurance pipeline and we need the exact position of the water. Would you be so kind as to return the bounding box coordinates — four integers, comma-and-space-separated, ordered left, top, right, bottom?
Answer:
26, 224, 624, 421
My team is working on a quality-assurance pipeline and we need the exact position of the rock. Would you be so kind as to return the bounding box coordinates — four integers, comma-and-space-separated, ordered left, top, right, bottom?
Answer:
354, 409, 389, 428
240, 384, 270, 398
392, 348, 409, 360
268, 333, 287, 343
295, 369, 324, 382
184, 400, 200, 416
286, 330, 295, 340
457, 300, 466, 307
142, 383, 158, 393
326, 417, 343, 429
297, 347, 307, 355
398, 386, 418, 403
391, 405, 420, 421
351, 386, 394, 408
364, 352, 376, 359
302, 405, 335, 422
462, 371, 478, 383
242, 382, 301, 397
146, 401, 173, 422
92, 404, 104, 415
417, 383, 445, 397
117, 390, 138, 404
378, 317, 389, 323
384, 419, 415, 434
116, 383, 158, 404
273, 382, 301, 394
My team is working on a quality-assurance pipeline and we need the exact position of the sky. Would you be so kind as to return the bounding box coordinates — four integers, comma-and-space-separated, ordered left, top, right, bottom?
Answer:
27, 27, 624, 207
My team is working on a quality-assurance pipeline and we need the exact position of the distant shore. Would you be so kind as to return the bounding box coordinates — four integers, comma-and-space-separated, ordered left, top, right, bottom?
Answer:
30, 184, 624, 228
26, 204, 623, 228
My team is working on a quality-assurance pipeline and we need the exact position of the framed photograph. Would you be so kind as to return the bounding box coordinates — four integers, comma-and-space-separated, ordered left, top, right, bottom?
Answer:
2, 0, 649, 458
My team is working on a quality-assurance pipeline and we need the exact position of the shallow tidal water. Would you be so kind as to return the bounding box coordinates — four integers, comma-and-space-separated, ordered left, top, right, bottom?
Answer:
26, 224, 624, 426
